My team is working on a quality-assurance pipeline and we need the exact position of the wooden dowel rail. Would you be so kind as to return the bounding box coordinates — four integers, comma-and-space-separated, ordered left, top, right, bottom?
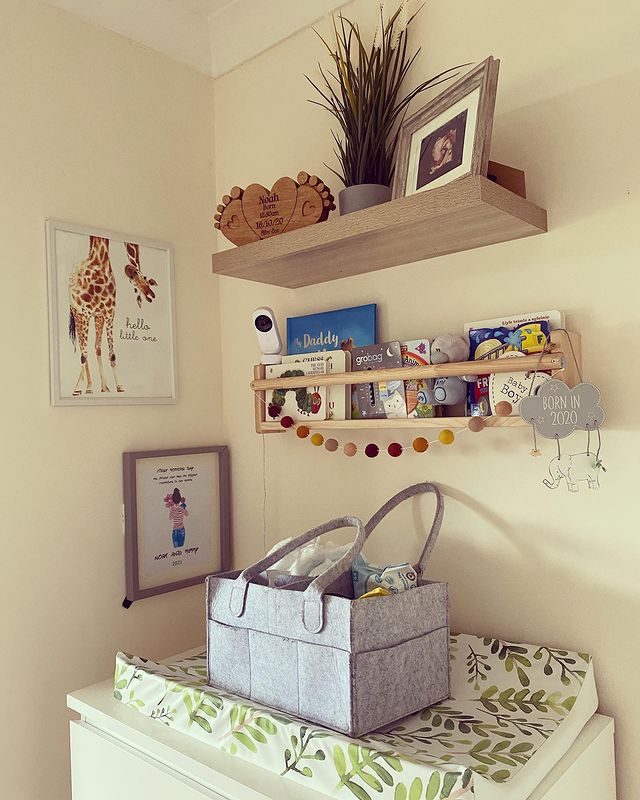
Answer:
259, 416, 529, 431
250, 353, 563, 392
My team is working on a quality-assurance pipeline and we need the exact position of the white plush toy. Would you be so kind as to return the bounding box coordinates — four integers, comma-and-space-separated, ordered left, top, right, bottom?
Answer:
426, 333, 476, 406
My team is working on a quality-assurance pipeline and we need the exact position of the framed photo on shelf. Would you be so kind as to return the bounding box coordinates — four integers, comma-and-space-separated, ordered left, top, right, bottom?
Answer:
123, 446, 231, 603
46, 220, 177, 406
392, 57, 500, 198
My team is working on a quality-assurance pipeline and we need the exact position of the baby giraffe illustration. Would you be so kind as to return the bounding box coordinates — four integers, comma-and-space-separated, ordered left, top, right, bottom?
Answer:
68, 237, 157, 395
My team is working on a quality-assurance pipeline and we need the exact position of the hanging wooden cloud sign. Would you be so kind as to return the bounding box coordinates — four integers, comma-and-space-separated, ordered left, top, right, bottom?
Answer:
213, 172, 336, 246
519, 381, 605, 439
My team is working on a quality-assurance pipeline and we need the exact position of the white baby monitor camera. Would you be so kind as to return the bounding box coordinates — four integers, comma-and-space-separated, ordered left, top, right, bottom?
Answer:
252, 307, 282, 365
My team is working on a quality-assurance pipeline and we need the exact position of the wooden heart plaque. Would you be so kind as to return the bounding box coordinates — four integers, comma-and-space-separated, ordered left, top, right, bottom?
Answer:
214, 171, 336, 246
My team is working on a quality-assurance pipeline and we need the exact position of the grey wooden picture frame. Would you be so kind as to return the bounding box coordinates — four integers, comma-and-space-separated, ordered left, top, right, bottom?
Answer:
123, 446, 231, 603
392, 56, 500, 199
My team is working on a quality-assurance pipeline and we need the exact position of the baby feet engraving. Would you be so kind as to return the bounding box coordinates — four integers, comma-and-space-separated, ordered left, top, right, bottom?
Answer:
213, 186, 259, 246
288, 172, 336, 232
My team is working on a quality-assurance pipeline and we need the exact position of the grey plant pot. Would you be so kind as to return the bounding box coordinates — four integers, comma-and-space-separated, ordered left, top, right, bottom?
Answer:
338, 183, 392, 215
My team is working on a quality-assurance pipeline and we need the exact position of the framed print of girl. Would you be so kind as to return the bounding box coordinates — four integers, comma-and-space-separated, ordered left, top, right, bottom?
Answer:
123, 446, 231, 604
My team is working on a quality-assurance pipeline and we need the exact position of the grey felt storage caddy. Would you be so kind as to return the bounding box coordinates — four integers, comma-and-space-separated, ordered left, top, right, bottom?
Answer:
206, 483, 449, 738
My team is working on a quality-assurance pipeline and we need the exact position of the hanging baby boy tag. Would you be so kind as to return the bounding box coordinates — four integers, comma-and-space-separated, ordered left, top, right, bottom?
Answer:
488, 352, 550, 415
519, 380, 605, 439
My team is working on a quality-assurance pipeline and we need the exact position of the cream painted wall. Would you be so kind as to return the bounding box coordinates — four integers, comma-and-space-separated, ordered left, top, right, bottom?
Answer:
0, 1, 219, 798
214, 2, 640, 798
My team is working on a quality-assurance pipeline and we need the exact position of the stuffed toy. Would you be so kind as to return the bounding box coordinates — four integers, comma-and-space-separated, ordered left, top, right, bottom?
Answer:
426, 333, 475, 406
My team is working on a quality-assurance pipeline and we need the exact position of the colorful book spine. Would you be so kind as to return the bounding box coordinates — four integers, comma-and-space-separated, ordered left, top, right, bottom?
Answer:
401, 339, 435, 418
351, 342, 407, 419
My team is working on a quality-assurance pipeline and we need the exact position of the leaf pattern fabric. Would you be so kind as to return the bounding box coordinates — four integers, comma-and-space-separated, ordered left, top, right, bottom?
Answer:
113, 634, 591, 800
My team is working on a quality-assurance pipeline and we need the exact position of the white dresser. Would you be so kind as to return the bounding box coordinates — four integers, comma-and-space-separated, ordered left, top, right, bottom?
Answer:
68, 677, 616, 800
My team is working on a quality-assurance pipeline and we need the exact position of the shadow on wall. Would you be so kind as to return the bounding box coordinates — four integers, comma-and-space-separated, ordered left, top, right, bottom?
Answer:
492, 67, 640, 227
432, 485, 636, 798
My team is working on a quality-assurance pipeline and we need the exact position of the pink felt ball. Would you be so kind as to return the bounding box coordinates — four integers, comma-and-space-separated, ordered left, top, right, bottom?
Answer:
344, 442, 357, 457
324, 438, 339, 452
468, 416, 486, 432
495, 401, 513, 417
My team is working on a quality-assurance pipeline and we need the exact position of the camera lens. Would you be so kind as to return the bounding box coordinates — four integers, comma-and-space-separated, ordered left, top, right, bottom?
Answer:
254, 314, 273, 333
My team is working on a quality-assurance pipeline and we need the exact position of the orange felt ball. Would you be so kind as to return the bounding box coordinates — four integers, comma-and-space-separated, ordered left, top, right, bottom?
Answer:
344, 442, 357, 457
310, 433, 324, 447
438, 429, 455, 445
468, 417, 486, 432
412, 437, 429, 453
495, 401, 513, 417
296, 425, 310, 438
324, 438, 339, 452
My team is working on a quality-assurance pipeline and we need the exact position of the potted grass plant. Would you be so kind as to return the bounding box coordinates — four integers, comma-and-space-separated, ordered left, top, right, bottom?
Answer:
308, 5, 460, 214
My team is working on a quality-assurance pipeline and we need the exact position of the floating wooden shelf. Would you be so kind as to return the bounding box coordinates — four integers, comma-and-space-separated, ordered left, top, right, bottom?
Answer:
251, 331, 581, 435
212, 176, 547, 288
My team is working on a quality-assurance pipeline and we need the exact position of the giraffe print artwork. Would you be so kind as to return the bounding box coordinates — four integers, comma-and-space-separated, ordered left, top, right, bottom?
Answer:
47, 222, 176, 405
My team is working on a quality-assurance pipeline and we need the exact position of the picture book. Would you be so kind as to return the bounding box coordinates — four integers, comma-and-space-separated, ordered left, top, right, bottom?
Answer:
463, 309, 564, 333
401, 339, 436, 418
282, 349, 351, 420
467, 320, 552, 416
265, 360, 327, 422
287, 303, 376, 355
351, 341, 407, 419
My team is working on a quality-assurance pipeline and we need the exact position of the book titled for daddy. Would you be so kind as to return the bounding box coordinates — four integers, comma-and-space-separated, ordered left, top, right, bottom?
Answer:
286, 304, 376, 355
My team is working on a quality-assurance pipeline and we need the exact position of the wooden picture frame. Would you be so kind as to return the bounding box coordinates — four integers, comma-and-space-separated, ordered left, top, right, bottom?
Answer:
392, 57, 500, 199
46, 220, 177, 406
123, 446, 231, 603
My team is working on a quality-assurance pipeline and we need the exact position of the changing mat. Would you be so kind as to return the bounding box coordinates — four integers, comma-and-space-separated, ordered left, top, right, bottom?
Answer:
114, 633, 597, 800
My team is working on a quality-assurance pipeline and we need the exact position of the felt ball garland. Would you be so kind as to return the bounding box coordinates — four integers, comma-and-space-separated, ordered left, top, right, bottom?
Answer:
265, 393, 493, 457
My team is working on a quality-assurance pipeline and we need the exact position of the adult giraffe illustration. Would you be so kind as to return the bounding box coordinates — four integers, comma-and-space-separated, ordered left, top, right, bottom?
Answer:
68, 236, 158, 395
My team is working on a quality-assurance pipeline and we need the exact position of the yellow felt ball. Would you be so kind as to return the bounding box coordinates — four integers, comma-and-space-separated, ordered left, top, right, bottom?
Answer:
412, 437, 429, 453
310, 433, 324, 447
296, 425, 310, 439
438, 429, 455, 445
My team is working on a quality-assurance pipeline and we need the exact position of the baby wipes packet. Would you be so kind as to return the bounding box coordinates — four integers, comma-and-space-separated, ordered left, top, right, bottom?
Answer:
352, 554, 417, 598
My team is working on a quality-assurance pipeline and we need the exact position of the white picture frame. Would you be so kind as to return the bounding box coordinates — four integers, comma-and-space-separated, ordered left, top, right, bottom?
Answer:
46, 220, 177, 405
